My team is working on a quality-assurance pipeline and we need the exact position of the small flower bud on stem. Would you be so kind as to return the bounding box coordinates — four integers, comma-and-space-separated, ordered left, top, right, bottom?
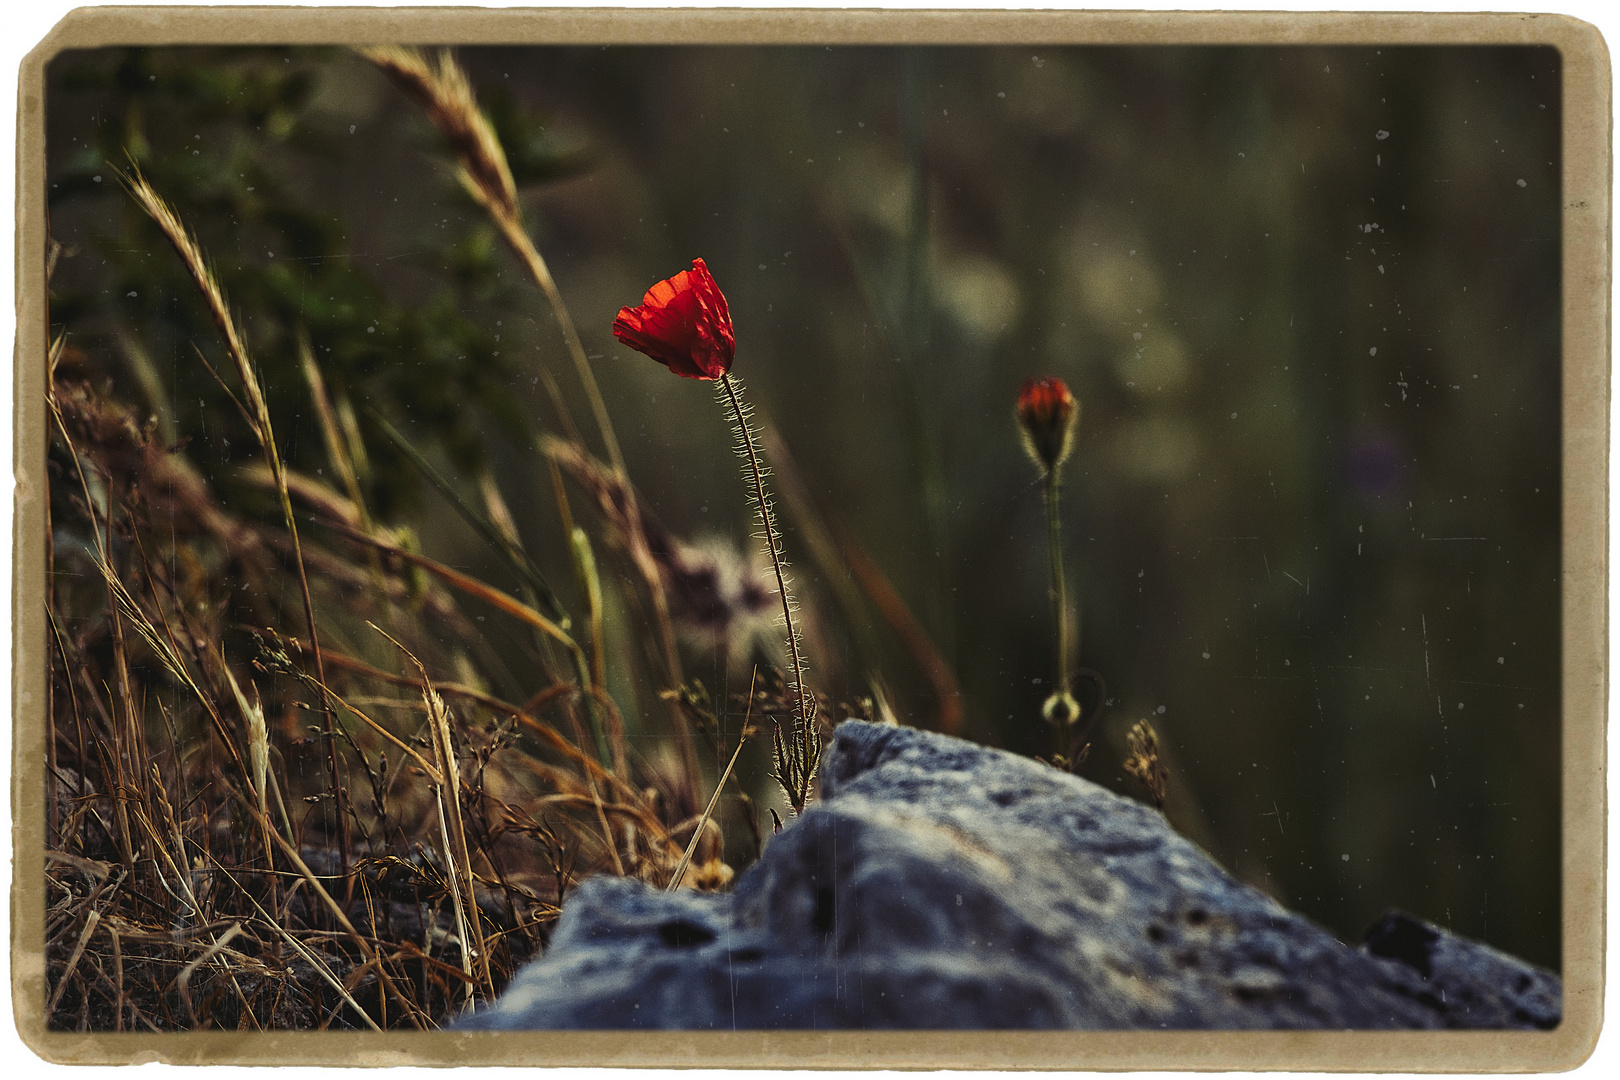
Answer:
1019, 376, 1083, 768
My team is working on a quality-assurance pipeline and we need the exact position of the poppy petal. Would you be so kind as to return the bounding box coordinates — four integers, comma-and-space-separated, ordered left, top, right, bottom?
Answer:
612, 260, 736, 380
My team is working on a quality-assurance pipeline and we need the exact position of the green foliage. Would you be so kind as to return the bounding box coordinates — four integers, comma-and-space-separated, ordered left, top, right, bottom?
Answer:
47, 46, 575, 515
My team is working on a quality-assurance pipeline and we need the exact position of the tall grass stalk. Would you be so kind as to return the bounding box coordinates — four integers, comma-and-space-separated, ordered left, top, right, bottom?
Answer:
121, 170, 352, 883
359, 45, 696, 788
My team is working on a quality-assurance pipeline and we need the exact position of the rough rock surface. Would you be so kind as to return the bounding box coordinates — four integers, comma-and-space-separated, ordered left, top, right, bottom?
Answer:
462, 721, 1561, 1030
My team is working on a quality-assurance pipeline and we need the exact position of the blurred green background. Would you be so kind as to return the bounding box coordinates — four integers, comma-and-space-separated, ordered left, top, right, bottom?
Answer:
45, 44, 1562, 970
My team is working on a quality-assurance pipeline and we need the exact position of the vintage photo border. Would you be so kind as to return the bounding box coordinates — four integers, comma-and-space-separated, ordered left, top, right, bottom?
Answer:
12, 6, 1609, 1068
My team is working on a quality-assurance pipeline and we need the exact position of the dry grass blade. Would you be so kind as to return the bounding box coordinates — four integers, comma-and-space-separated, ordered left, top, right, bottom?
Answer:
320, 684, 442, 783
51, 400, 258, 805
543, 436, 716, 786
46, 909, 101, 1018
299, 332, 376, 536
431, 793, 477, 1012
233, 790, 428, 1028
325, 518, 618, 766
544, 438, 679, 643
118, 172, 260, 424
311, 644, 642, 808
367, 623, 494, 1003
274, 923, 383, 1031
214, 862, 395, 1032
554, 698, 629, 879
480, 470, 524, 553
236, 796, 359, 954
45, 850, 113, 883
218, 653, 270, 849
365, 405, 564, 621
359, 411, 625, 770
667, 671, 757, 892
110, 926, 125, 1033
47, 331, 67, 380
322, 517, 576, 652
175, 922, 244, 1028
569, 526, 608, 694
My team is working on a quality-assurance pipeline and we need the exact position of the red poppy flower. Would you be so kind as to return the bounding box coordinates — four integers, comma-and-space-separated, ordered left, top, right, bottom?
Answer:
1017, 375, 1079, 472
612, 259, 735, 380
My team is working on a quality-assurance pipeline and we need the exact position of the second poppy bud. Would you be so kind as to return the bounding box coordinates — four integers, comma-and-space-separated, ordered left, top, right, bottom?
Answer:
1017, 375, 1080, 475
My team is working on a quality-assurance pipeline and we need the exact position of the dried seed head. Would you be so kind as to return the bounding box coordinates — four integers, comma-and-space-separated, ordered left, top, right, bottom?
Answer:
220, 655, 268, 816
1017, 375, 1079, 474
1123, 719, 1170, 810
359, 46, 518, 220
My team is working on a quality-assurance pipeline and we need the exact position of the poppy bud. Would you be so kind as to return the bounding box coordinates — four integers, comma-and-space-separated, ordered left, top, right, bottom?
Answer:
1017, 376, 1079, 474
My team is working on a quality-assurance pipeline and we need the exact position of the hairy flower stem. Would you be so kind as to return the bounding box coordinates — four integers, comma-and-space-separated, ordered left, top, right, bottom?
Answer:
1044, 468, 1073, 765
719, 373, 814, 805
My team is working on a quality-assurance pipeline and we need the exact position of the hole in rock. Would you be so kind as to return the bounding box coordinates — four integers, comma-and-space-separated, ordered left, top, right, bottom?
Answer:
812, 886, 836, 935
1362, 911, 1440, 979
657, 920, 718, 948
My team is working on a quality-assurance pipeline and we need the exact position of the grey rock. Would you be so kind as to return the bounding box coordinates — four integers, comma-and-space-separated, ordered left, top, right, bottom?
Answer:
462, 721, 1561, 1030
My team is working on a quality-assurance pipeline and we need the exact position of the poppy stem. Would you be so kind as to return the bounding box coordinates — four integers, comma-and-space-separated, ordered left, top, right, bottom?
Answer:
1045, 468, 1071, 696
1044, 466, 1075, 766
719, 373, 815, 804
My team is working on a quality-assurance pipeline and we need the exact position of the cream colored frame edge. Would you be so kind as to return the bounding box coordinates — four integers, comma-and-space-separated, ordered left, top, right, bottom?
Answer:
12, 7, 1609, 1069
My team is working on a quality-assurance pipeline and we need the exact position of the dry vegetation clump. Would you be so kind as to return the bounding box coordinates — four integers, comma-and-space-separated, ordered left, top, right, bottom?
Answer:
47, 349, 735, 1029
42, 47, 828, 1032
